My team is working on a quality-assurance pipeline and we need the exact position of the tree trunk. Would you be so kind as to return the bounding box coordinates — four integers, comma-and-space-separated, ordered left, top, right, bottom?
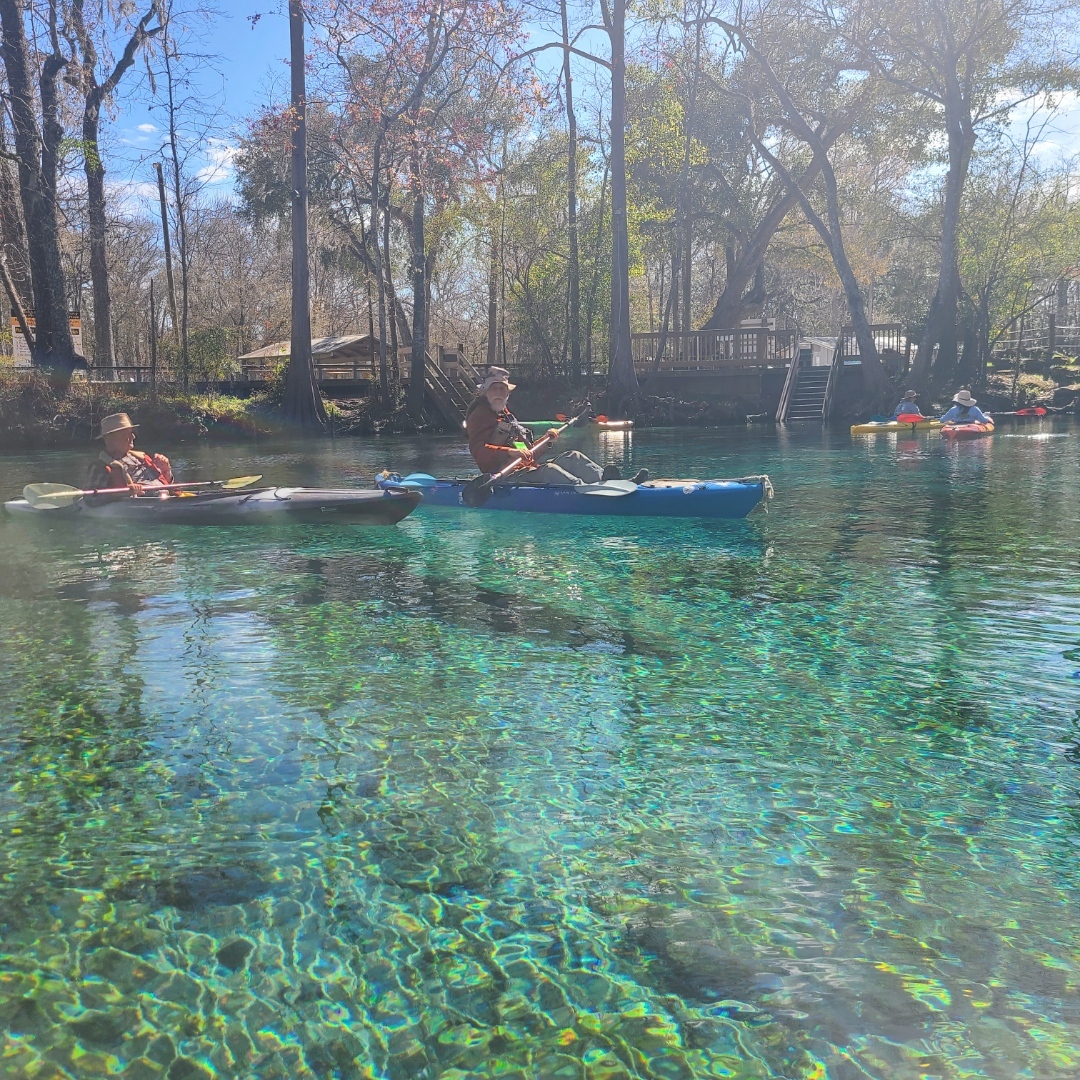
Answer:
75, 3, 157, 381
913, 91, 974, 387
281, 0, 326, 427
561, 0, 581, 383
702, 139, 840, 330
606, 0, 638, 396
149, 278, 158, 397
0, 0, 76, 388
370, 145, 390, 401
0, 121, 30, 309
486, 232, 498, 368
161, 16, 191, 384
154, 162, 179, 344
384, 200, 401, 382
584, 162, 609, 374
83, 102, 114, 376
407, 142, 426, 419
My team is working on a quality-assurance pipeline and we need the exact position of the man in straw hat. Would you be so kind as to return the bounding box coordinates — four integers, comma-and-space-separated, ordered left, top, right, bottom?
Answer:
465, 367, 647, 486
889, 389, 923, 420
85, 413, 174, 501
939, 388, 991, 425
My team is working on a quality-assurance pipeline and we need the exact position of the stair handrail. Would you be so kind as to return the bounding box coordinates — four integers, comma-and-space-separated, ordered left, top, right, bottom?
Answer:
822, 339, 842, 419
456, 352, 485, 389
776, 349, 802, 422
422, 351, 469, 426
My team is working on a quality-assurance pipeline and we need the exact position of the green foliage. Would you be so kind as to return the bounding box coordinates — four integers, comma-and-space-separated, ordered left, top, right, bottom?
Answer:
187, 327, 238, 384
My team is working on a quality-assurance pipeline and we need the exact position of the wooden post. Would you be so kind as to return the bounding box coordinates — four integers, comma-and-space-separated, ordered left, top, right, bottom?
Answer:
1048, 312, 1056, 360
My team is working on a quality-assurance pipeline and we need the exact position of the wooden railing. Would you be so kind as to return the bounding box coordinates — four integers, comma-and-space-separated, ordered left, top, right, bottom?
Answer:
836, 323, 912, 378
632, 328, 798, 373
775, 351, 803, 422
822, 340, 843, 419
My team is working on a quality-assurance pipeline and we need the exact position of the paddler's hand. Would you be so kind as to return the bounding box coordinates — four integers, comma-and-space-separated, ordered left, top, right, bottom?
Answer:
545, 428, 560, 442
152, 453, 173, 482
128, 481, 143, 497
517, 447, 536, 466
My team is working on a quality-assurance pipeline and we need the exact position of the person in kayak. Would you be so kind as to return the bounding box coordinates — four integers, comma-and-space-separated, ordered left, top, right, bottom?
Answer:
465, 367, 647, 485
940, 389, 991, 425
889, 390, 923, 419
86, 412, 174, 501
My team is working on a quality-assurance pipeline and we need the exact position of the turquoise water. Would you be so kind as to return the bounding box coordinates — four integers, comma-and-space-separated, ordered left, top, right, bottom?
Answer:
1, 421, 1079, 1079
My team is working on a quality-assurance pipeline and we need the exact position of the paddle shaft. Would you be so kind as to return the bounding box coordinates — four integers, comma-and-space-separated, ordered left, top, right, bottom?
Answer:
485, 406, 593, 487
54, 479, 238, 499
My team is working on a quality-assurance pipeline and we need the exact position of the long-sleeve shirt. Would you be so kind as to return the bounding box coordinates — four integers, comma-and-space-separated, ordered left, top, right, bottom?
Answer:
889, 401, 923, 419
465, 398, 535, 474
940, 404, 990, 424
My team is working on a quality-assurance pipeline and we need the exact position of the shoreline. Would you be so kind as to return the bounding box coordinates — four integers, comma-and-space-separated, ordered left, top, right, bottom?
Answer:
2, 370, 1074, 451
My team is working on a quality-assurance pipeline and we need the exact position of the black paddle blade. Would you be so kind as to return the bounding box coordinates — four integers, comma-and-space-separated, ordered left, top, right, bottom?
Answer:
461, 475, 494, 508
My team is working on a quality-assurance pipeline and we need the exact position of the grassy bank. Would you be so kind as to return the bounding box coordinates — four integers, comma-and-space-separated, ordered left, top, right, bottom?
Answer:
0, 371, 286, 450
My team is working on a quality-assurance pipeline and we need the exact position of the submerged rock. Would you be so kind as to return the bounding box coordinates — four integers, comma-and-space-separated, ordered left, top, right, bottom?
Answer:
215, 937, 255, 971
69, 1007, 137, 1048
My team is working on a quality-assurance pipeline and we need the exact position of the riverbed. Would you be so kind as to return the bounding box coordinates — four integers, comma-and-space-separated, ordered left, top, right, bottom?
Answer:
1, 421, 1079, 1079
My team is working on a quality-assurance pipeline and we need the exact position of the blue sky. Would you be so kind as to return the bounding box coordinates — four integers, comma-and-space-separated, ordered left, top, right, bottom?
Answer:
109, 0, 288, 203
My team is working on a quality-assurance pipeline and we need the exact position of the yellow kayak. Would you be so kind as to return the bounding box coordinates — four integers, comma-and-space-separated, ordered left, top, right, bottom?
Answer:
850, 419, 942, 435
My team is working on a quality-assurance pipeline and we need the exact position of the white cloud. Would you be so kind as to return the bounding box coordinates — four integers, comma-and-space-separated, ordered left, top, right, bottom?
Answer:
137, 123, 157, 133
195, 138, 239, 186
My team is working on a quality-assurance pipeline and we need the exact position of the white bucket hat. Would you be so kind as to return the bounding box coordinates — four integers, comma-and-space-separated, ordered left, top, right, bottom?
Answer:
478, 366, 516, 392
952, 389, 976, 406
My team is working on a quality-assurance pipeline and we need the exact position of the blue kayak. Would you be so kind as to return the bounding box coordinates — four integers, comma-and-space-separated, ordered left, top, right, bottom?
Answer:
377, 473, 771, 519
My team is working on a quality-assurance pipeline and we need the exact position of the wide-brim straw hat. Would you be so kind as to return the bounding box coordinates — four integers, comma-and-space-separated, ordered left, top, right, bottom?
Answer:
952, 390, 976, 406
97, 412, 139, 439
478, 366, 516, 392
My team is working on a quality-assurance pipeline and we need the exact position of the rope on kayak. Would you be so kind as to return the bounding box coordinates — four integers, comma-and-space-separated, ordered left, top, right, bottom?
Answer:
731, 474, 774, 508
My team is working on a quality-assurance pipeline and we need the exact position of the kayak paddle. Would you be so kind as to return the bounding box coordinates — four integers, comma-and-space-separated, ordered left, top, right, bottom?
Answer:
574, 480, 639, 497
23, 475, 264, 510
462, 405, 595, 508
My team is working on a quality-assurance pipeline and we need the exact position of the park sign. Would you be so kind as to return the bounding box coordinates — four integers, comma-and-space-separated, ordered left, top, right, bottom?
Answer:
10, 312, 82, 367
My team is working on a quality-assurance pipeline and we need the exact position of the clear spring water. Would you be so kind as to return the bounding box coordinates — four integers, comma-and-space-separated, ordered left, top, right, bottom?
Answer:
1, 421, 1079, 1080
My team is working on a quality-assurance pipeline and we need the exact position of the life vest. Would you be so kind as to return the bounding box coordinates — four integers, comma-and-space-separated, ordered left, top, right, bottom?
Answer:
491, 409, 532, 452
99, 449, 167, 486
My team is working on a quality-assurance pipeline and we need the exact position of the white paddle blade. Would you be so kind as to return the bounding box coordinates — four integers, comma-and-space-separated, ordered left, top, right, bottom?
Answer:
574, 480, 639, 497
23, 483, 83, 508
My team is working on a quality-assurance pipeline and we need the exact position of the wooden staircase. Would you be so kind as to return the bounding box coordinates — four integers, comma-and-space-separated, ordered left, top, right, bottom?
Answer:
417, 347, 485, 429
786, 365, 831, 420
776, 343, 839, 423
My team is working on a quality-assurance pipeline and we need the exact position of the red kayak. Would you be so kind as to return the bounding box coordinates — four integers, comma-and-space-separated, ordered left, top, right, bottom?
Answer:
941, 420, 995, 440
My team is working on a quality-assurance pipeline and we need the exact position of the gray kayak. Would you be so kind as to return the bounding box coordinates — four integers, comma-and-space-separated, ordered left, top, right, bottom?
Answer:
3, 486, 422, 525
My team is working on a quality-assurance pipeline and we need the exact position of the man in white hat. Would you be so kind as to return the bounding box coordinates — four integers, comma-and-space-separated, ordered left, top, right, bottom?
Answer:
939, 389, 990, 425
85, 412, 174, 500
889, 389, 923, 420
465, 367, 647, 485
